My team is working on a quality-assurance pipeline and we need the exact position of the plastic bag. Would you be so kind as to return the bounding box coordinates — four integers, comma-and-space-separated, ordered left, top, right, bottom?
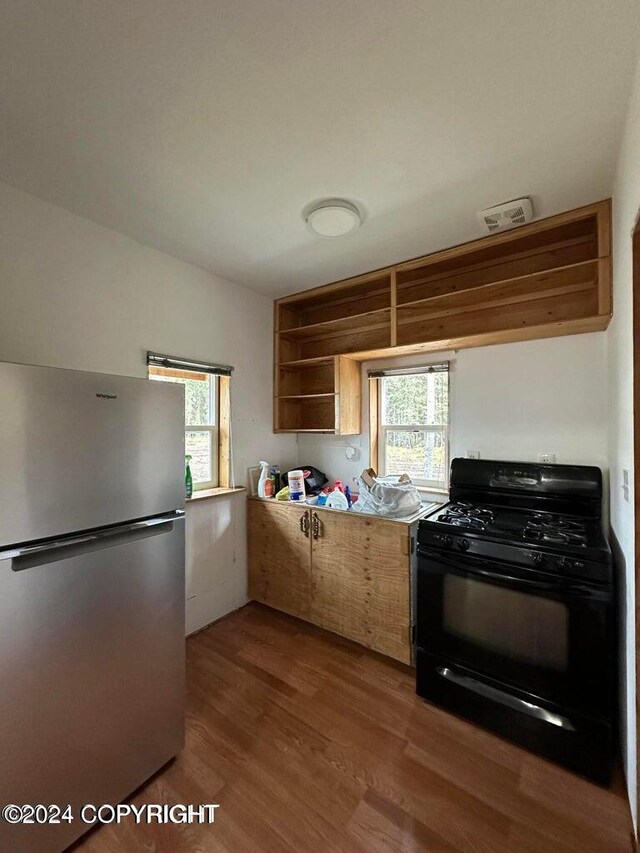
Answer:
354, 469, 422, 518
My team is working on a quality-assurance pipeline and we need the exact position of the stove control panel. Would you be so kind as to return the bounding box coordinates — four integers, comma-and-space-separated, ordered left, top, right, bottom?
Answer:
418, 526, 610, 584
432, 533, 453, 548
528, 552, 586, 573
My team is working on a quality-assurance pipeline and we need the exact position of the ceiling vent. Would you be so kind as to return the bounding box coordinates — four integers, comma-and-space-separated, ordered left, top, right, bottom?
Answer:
477, 197, 534, 234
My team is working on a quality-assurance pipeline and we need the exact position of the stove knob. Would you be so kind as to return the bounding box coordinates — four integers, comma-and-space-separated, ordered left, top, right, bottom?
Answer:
457, 538, 470, 551
441, 535, 453, 549
557, 557, 571, 570
532, 552, 547, 566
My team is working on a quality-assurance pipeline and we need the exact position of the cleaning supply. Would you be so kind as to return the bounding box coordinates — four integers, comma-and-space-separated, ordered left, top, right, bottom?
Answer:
326, 486, 349, 510
185, 455, 193, 499
270, 465, 280, 495
345, 485, 352, 507
333, 480, 346, 493
316, 488, 330, 507
276, 485, 290, 501
287, 469, 306, 502
264, 477, 274, 498
257, 460, 273, 498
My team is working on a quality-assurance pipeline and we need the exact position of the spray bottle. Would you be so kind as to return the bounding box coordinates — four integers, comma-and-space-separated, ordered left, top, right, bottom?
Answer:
258, 461, 273, 498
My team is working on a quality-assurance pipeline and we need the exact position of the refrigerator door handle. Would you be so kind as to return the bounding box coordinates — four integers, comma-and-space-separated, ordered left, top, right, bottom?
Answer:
0, 512, 185, 570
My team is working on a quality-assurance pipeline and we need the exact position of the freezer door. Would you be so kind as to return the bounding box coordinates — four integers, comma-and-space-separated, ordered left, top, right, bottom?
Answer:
0, 514, 185, 853
0, 361, 185, 547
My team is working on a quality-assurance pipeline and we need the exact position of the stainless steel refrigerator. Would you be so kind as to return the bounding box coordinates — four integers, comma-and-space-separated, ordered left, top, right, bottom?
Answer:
0, 361, 186, 852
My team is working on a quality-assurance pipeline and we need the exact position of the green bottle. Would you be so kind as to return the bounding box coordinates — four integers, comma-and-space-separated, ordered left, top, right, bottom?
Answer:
185, 454, 193, 499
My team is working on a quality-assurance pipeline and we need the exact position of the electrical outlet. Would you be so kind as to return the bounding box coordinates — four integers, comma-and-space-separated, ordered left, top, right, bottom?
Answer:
466, 450, 480, 459
538, 453, 556, 464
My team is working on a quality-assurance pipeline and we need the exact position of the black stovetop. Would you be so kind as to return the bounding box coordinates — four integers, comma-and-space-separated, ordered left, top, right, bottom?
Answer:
424, 500, 610, 559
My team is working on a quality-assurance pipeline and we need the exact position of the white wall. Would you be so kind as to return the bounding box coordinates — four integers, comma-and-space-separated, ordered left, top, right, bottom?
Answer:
609, 50, 640, 833
298, 334, 608, 496
0, 180, 297, 632
185, 492, 248, 634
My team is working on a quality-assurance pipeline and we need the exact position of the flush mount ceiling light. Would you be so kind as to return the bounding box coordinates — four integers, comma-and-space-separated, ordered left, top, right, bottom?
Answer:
304, 199, 362, 238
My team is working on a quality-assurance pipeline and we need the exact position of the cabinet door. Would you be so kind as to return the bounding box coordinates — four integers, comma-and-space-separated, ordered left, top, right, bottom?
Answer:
248, 501, 312, 619
310, 511, 411, 664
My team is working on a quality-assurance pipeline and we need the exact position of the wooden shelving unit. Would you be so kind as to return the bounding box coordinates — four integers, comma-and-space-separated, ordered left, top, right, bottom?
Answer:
273, 355, 361, 435
274, 200, 611, 433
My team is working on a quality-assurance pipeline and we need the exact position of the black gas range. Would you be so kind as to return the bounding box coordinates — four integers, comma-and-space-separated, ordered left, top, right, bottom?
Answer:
416, 458, 615, 783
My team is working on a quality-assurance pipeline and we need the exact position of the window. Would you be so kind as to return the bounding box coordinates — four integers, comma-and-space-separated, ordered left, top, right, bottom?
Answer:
373, 366, 449, 491
149, 366, 219, 489
147, 352, 234, 493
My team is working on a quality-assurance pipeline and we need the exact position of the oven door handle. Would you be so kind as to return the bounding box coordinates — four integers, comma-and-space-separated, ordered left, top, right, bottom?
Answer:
467, 566, 572, 592
418, 548, 608, 598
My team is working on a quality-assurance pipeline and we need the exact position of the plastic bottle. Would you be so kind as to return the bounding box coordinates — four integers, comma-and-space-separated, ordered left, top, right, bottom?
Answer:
316, 488, 330, 507
333, 480, 346, 493
185, 455, 193, 499
288, 469, 306, 502
258, 461, 272, 498
326, 486, 349, 510
345, 485, 352, 507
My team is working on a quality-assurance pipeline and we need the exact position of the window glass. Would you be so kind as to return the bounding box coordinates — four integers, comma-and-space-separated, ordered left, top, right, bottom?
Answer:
384, 429, 447, 485
378, 370, 449, 489
186, 430, 213, 484
150, 373, 214, 426
149, 368, 218, 488
381, 373, 448, 426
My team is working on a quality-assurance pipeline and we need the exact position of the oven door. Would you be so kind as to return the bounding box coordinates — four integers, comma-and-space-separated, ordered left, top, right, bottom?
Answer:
416, 547, 614, 719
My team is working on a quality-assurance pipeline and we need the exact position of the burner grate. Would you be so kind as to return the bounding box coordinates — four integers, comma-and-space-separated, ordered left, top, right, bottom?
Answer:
440, 502, 494, 531
524, 513, 588, 547
433, 503, 593, 548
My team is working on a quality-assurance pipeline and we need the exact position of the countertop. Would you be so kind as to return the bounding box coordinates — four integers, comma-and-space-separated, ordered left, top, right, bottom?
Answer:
248, 494, 441, 525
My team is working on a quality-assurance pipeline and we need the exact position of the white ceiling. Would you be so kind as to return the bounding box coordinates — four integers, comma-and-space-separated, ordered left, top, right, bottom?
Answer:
1, 1, 639, 296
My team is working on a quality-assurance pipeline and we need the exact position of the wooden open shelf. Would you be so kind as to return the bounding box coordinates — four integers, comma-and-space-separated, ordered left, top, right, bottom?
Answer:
278, 271, 392, 330
277, 308, 392, 362
274, 356, 361, 435
278, 307, 391, 341
277, 396, 337, 432
274, 200, 612, 433
277, 359, 335, 397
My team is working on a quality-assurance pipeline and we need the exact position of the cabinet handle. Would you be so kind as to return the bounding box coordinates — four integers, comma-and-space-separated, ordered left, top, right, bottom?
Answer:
300, 511, 310, 538
312, 512, 321, 540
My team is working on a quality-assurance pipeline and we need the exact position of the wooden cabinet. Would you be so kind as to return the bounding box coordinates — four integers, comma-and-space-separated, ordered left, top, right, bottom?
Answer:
247, 500, 312, 620
247, 498, 412, 664
310, 510, 411, 664
274, 200, 612, 432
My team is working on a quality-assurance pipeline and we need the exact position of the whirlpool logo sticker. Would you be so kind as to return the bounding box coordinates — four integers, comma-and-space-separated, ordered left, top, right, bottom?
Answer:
95, 393, 118, 399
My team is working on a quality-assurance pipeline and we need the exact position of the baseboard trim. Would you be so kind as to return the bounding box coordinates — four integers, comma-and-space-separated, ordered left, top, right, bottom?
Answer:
186, 602, 249, 638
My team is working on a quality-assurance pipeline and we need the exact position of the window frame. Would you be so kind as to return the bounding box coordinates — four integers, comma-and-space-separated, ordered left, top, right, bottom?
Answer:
148, 366, 220, 491
372, 368, 450, 492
